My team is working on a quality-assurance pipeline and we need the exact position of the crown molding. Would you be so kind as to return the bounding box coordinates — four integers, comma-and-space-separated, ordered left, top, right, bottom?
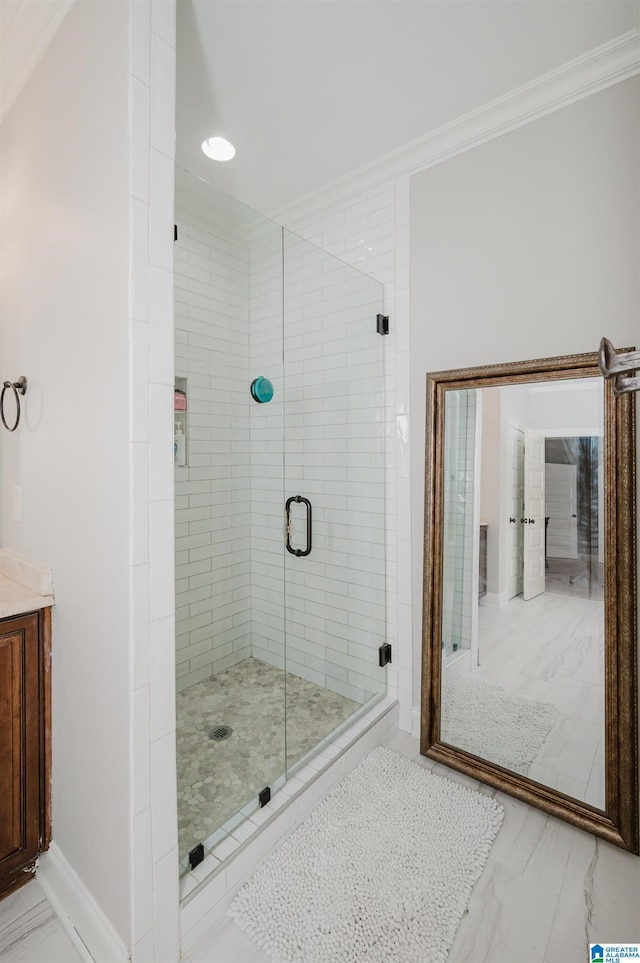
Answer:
1, 0, 77, 122
272, 28, 640, 228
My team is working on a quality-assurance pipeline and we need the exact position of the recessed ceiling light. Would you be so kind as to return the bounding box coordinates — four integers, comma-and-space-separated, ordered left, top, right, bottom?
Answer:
202, 136, 236, 162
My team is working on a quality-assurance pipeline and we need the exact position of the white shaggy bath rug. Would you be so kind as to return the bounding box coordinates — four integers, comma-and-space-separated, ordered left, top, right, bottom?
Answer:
228, 746, 504, 962
441, 675, 559, 775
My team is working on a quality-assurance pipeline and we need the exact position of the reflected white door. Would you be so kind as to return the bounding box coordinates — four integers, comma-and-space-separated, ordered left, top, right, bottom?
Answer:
508, 424, 525, 599
523, 429, 545, 600
545, 463, 578, 558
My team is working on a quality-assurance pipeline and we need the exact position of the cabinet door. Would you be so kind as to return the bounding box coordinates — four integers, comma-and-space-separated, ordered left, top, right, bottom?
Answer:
0, 614, 40, 881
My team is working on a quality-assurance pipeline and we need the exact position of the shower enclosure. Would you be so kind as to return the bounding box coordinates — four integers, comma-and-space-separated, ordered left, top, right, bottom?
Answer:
441, 389, 480, 662
174, 168, 387, 872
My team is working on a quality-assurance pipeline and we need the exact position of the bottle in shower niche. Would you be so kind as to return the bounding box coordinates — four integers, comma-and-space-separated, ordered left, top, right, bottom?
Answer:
174, 421, 186, 467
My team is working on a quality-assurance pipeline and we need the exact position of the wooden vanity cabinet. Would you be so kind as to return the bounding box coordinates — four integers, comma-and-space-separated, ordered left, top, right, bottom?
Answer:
0, 608, 51, 899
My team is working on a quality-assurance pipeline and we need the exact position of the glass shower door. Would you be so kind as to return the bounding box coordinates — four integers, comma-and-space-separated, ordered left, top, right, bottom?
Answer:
174, 172, 287, 867
174, 169, 388, 874
282, 231, 387, 772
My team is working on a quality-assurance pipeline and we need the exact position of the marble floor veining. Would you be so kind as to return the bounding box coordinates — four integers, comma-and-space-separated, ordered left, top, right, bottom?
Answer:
0, 882, 83, 963
544, 556, 604, 602
475, 591, 605, 806
176, 657, 360, 858
184, 729, 640, 963
6, 727, 640, 963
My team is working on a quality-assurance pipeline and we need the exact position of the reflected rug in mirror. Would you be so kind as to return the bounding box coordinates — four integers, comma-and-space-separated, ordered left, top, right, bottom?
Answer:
441, 675, 559, 775
228, 746, 504, 963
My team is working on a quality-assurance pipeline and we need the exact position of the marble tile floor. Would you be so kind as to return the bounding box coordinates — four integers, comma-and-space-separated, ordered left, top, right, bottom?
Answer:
475, 592, 604, 807
545, 557, 604, 602
0, 881, 84, 963
176, 657, 360, 857
184, 730, 640, 963
6, 730, 640, 963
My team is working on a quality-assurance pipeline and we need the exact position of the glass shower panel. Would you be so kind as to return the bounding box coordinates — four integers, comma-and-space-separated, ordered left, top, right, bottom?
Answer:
441, 389, 479, 659
174, 167, 286, 868
174, 170, 389, 877
282, 231, 387, 771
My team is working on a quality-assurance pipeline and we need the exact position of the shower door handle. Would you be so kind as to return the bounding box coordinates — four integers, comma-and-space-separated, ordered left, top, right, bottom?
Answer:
285, 496, 312, 557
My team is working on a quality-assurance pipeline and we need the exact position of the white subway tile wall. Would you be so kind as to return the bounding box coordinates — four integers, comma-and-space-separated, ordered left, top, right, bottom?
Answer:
174, 213, 252, 690
286, 182, 403, 710
249, 230, 387, 704
248, 227, 285, 674
283, 235, 387, 703
130, 2, 180, 959
174, 200, 389, 705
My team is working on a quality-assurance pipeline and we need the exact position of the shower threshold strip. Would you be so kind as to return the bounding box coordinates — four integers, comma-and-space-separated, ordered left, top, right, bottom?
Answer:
179, 695, 398, 951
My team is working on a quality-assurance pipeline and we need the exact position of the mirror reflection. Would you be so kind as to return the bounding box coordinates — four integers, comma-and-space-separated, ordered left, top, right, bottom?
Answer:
439, 376, 604, 808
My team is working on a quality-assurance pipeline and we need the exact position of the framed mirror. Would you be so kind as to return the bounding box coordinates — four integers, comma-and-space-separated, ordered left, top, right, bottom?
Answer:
421, 350, 639, 853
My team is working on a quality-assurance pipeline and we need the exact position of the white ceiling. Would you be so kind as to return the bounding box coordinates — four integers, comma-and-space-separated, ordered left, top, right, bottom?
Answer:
176, 0, 639, 217
2, 2, 637, 219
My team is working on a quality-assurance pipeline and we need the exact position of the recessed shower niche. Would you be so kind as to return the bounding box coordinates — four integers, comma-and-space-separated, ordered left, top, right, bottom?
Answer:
173, 167, 388, 871
174, 376, 188, 467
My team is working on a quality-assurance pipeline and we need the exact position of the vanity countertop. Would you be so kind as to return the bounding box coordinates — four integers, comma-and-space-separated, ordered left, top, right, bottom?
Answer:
0, 549, 55, 618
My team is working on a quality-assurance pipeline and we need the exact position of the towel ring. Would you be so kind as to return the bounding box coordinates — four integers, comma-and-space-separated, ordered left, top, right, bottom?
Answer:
1, 377, 27, 431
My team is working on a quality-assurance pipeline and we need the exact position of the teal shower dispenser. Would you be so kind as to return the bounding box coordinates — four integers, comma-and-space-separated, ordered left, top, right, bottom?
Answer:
250, 376, 274, 403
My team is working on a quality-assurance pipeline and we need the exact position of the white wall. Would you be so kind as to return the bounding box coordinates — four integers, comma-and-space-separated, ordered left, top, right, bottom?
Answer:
528, 382, 603, 431
0, 0, 132, 940
1, 3, 180, 958
410, 77, 640, 706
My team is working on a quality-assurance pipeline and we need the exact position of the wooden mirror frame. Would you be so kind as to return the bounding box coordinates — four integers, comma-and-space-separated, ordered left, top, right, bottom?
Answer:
421, 350, 639, 853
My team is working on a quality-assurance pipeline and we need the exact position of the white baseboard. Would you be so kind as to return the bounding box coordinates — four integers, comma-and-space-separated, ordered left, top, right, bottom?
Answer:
411, 705, 420, 739
37, 841, 128, 963
480, 591, 509, 608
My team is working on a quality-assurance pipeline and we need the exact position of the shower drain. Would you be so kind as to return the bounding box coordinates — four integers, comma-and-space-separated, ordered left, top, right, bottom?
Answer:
209, 725, 233, 742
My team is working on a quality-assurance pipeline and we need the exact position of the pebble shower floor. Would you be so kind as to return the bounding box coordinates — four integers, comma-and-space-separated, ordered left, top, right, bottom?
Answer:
176, 657, 360, 857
